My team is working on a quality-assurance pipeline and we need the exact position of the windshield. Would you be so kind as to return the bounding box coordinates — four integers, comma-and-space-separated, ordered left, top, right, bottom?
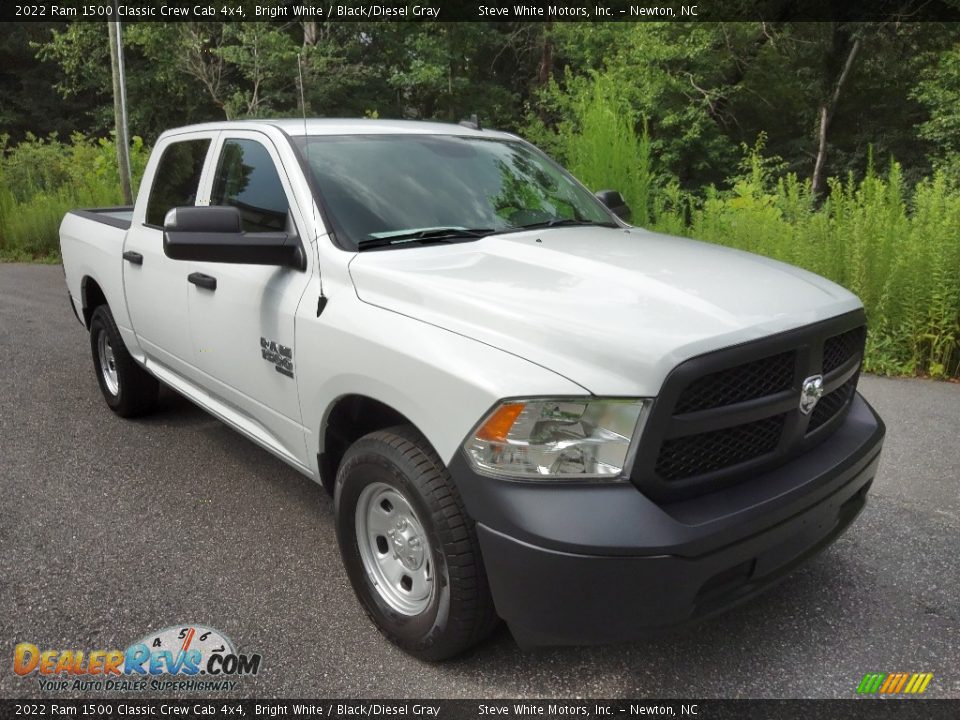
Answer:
292, 134, 616, 249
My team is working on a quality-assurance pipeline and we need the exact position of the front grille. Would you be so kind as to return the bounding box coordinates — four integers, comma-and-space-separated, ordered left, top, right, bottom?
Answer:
631, 311, 867, 501
674, 351, 794, 414
807, 376, 857, 434
823, 326, 866, 375
655, 414, 786, 481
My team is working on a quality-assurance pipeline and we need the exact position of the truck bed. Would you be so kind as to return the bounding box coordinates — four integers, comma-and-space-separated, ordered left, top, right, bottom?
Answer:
67, 206, 134, 230
60, 205, 135, 334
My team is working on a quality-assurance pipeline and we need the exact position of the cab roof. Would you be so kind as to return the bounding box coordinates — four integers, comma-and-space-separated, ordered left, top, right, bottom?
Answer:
164, 118, 516, 140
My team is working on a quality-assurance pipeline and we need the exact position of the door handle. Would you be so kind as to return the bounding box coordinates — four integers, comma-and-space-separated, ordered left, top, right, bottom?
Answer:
187, 272, 217, 291
122, 251, 143, 265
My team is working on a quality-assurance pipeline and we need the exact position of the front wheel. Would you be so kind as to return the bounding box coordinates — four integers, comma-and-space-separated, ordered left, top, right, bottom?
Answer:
89, 305, 159, 418
334, 426, 497, 661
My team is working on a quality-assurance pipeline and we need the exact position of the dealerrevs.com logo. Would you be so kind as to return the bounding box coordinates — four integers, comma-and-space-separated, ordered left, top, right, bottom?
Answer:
13, 624, 261, 692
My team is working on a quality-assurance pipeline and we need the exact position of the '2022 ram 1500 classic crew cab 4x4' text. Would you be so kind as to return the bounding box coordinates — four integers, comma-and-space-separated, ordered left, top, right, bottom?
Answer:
60, 119, 885, 660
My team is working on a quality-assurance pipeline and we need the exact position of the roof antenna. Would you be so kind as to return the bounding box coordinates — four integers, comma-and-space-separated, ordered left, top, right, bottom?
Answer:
297, 53, 308, 136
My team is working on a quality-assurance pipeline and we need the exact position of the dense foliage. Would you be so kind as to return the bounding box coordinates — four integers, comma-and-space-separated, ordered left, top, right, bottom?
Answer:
1, 20, 958, 376
0, 133, 149, 261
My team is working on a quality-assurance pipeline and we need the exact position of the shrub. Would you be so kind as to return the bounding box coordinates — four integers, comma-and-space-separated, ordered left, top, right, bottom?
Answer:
0, 133, 147, 260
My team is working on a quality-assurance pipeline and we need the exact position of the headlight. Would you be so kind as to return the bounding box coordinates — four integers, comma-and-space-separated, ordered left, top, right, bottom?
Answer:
463, 398, 650, 480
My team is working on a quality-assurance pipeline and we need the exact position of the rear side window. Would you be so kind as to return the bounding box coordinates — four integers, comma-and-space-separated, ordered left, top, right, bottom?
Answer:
145, 139, 210, 226
210, 139, 289, 232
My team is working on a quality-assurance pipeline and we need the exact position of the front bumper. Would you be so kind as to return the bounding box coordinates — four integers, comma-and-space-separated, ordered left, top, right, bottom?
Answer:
449, 393, 885, 646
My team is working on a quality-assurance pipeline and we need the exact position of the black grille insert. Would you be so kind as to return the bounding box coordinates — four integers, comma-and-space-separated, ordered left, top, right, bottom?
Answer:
655, 414, 786, 481
807, 376, 857, 434
823, 326, 866, 375
674, 351, 795, 414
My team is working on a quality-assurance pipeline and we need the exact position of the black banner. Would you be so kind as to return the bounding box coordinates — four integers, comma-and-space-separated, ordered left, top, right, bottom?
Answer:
3, 0, 960, 23
2, 699, 959, 720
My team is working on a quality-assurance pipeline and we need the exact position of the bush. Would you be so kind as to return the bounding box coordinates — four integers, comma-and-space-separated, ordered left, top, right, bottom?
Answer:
528, 72, 656, 227
0, 133, 147, 260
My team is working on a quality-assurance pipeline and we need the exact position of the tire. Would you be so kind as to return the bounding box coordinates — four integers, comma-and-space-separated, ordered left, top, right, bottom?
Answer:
89, 304, 159, 418
335, 425, 498, 661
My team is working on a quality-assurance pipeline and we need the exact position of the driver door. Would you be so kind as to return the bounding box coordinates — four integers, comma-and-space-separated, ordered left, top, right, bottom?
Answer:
187, 131, 314, 468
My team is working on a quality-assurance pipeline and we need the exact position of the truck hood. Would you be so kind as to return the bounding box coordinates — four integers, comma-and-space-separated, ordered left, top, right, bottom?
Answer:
348, 226, 862, 396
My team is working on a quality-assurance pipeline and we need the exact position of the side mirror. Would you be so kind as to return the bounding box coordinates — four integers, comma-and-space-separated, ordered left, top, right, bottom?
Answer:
163, 206, 305, 269
594, 190, 631, 221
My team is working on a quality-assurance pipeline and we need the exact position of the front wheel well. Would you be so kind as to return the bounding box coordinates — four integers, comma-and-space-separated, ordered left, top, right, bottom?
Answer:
80, 276, 107, 327
319, 395, 414, 496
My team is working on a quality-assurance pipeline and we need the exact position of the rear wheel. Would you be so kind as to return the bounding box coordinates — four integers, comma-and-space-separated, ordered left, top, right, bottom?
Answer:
335, 425, 498, 661
89, 305, 159, 418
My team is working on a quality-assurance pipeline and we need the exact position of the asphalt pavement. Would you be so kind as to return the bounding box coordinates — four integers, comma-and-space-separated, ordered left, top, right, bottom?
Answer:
1, 263, 958, 699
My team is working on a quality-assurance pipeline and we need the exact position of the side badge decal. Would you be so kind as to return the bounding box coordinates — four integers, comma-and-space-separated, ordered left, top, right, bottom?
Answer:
260, 337, 294, 378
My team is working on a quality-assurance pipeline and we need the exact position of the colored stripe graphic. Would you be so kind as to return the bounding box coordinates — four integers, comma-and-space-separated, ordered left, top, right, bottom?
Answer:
858, 672, 932, 694
857, 673, 886, 694
880, 674, 898, 693
912, 673, 933, 694
892, 673, 909, 693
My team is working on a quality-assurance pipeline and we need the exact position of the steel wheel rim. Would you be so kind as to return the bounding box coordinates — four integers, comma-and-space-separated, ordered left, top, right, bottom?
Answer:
97, 329, 119, 397
355, 482, 434, 616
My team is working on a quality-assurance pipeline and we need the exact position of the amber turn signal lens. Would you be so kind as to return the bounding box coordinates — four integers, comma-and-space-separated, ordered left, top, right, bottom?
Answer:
475, 402, 526, 442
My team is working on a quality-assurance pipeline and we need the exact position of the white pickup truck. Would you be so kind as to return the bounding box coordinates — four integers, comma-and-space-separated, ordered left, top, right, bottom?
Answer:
60, 119, 884, 660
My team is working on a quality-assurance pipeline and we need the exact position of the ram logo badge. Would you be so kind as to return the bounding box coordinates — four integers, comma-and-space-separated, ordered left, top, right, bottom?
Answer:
260, 337, 294, 378
800, 374, 824, 415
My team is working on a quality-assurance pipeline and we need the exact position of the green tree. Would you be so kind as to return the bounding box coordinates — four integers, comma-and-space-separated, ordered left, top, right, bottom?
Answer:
913, 40, 960, 179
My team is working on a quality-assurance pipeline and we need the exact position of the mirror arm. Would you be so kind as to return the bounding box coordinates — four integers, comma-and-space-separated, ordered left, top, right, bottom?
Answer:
288, 237, 307, 271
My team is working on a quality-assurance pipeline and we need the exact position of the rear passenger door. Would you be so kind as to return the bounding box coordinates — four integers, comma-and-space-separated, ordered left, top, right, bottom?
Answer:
124, 133, 216, 379
187, 131, 314, 467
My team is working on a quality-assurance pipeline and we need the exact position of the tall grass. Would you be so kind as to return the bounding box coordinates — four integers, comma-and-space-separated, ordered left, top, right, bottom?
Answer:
0, 133, 148, 261
540, 75, 960, 378
556, 74, 655, 227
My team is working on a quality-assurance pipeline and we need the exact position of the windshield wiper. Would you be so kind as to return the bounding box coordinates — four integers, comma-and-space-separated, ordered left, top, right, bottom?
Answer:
509, 218, 619, 231
488, 218, 620, 236
358, 227, 494, 251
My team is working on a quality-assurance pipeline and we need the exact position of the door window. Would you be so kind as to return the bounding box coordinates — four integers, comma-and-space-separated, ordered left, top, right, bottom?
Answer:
144, 139, 210, 226
210, 139, 289, 232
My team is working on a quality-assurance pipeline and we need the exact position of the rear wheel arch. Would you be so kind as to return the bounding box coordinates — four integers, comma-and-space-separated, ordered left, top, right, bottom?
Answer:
80, 276, 107, 327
